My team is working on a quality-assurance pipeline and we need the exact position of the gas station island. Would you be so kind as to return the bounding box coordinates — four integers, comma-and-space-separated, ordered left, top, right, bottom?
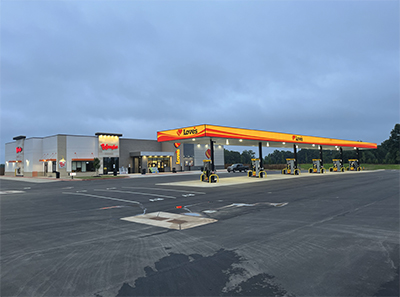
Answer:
157, 124, 377, 183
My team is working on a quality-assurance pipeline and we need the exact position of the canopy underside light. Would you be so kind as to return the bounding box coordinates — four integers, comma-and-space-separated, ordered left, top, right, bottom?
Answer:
157, 124, 377, 151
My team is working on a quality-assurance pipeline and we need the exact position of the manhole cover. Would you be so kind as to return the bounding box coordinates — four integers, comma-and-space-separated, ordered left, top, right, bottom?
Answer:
150, 217, 169, 221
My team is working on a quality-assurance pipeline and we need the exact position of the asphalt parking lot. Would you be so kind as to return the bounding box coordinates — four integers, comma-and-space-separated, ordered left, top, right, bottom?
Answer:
1, 170, 399, 297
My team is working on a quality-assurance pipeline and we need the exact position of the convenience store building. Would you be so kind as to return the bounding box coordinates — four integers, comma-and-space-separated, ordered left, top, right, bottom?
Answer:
4, 133, 224, 177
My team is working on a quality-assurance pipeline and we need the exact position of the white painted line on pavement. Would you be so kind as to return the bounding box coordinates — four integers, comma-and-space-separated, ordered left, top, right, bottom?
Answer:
0, 190, 26, 195
122, 187, 206, 195
62, 192, 142, 205
94, 189, 177, 199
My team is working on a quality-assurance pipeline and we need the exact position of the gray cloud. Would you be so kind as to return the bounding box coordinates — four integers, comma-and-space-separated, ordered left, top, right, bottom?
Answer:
1, 1, 399, 162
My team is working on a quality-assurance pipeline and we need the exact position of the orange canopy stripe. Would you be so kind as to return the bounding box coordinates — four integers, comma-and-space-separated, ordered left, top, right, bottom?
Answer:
157, 124, 377, 149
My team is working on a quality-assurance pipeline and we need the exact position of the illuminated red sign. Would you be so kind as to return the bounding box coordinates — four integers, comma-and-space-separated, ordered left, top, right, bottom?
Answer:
176, 127, 198, 136
292, 135, 303, 141
101, 144, 118, 150
174, 143, 181, 148
16, 147, 23, 153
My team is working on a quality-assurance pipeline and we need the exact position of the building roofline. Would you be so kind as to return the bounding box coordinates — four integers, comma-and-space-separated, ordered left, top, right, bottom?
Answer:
13, 135, 26, 140
95, 132, 123, 137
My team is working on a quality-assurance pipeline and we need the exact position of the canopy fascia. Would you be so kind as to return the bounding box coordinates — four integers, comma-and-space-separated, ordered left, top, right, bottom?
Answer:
157, 124, 377, 151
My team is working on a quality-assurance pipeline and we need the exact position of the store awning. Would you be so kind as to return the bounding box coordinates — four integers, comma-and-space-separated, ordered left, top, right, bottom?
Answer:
157, 124, 377, 151
39, 159, 57, 162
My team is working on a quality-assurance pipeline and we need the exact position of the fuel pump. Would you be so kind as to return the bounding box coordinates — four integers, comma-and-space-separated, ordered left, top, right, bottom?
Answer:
329, 159, 344, 172
248, 158, 266, 178
308, 159, 325, 173
200, 160, 219, 183
282, 158, 300, 175
347, 159, 361, 171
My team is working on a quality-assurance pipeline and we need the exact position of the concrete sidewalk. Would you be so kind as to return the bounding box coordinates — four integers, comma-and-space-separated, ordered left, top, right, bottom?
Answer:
0, 170, 211, 183
0, 176, 63, 183
157, 169, 385, 188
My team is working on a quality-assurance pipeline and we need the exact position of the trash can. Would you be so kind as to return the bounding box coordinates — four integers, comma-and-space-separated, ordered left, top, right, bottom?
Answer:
55, 172, 60, 179
172, 167, 176, 173
142, 169, 146, 175
128, 167, 131, 174
113, 170, 117, 176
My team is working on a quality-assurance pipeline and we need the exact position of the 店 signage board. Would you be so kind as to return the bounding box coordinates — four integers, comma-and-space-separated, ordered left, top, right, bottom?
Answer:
101, 144, 118, 150
59, 158, 66, 169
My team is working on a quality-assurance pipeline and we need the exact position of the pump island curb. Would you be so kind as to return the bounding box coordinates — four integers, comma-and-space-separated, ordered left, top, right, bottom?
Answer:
157, 124, 377, 183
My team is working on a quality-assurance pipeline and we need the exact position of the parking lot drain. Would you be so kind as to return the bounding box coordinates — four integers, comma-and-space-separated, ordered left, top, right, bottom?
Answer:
121, 211, 217, 230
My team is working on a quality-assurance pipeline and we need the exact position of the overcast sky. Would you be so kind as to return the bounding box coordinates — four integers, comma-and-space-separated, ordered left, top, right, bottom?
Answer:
1, 0, 399, 162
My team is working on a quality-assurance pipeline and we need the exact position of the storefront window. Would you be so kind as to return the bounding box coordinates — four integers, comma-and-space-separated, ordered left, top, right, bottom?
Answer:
103, 157, 119, 173
72, 161, 95, 172
147, 157, 170, 172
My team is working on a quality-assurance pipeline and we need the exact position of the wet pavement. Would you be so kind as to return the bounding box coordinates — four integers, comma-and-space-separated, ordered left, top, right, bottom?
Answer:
1, 170, 399, 296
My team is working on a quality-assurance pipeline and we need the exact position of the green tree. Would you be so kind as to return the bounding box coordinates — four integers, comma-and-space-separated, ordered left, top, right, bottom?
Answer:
224, 149, 241, 164
241, 150, 255, 164
93, 157, 101, 176
381, 124, 400, 164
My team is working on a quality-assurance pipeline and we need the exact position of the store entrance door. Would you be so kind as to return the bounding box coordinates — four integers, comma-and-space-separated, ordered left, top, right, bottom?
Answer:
133, 157, 140, 173
103, 157, 119, 174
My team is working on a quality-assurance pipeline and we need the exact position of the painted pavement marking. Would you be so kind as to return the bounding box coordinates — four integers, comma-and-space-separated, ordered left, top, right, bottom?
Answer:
62, 192, 143, 205
94, 189, 176, 199
122, 186, 206, 195
0, 190, 26, 195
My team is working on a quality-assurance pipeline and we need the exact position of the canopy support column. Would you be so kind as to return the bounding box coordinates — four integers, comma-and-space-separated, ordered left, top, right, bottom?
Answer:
356, 148, 360, 167
293, 144, 298, 169
340, 147, 343, 167
259, 142, 263, 169
210, 139, 215, 172
319, 146, 324, 168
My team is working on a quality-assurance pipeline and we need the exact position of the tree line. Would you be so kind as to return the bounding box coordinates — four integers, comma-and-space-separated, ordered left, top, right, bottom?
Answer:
225, 124, 400, 165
